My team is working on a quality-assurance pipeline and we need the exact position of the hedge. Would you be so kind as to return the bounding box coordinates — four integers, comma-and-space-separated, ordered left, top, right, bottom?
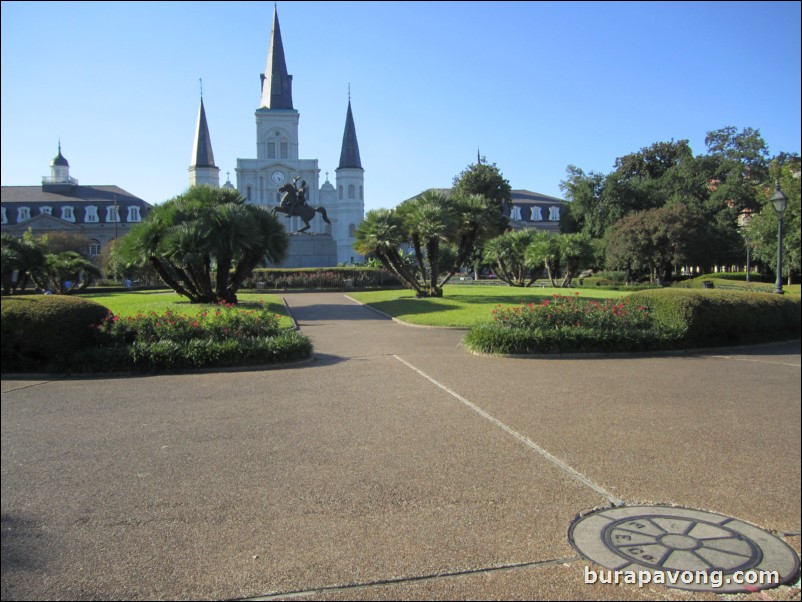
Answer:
243, 267, 400, 290
1, 295, 111, 372
627, 288, 801, 348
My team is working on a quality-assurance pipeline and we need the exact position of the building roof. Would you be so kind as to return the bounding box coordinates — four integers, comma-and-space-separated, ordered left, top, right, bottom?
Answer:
1, 184, 150, 206
191, 98, 217, 168
338, 100, 362, 170
260, 5, 294, 110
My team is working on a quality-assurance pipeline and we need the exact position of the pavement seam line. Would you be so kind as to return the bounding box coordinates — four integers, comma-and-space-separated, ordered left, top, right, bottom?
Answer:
393, 355, 624, 507
239, 555, 583, 600
709, 355, 801, 368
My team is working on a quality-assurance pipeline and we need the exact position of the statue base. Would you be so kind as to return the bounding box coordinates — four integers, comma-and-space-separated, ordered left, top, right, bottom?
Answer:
271, 233, 339, 268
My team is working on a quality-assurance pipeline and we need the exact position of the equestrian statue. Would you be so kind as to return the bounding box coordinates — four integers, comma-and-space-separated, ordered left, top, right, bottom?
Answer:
273, 176, 331, 233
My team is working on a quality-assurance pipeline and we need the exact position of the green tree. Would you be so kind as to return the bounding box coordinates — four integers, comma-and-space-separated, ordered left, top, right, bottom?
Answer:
525, 231, 561, 287
605, 204, 705, 285
557, 232, 595, 287
452, 159, 511, 237
354, 208, 424, 296
32, 251, 102, 294
483, 229, 538, 287
0, 230, 47, 294
745, 160, 801, 284
119, 185, 288, 303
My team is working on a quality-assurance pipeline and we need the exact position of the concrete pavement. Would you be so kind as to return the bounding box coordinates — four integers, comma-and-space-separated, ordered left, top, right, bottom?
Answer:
2, 292, 800, 600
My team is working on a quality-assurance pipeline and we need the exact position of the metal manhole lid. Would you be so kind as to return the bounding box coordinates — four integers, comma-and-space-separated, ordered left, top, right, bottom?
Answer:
569, 505, 800, 593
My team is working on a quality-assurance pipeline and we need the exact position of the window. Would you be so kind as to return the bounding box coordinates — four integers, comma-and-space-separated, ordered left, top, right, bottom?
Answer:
531, 207, 543, 221
17, 207, 31, 222
106, 205, 120, 223
267, 141, 276, 159
549, 206, 561, 221
61, 206, 75, 222
360, 186, 363, 200
40, 206, 53, 215
127, 206, 141, 222
338, 185, 343, 200
84, 206, 99, 223
348, 185, 356, 199
510, 205, 522, 220
280, 141, 288, 159
349, 224, 357, 237
1, 207, 7, 224
247, 186, 252, 201
88, 239, 102, 256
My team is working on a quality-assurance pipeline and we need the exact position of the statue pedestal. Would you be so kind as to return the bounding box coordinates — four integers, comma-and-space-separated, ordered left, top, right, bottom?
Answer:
273, 233, 338, 268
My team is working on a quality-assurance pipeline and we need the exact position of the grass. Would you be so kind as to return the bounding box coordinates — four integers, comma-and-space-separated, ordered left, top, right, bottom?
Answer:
78, 290, 296, 329
348, 284, 631, 328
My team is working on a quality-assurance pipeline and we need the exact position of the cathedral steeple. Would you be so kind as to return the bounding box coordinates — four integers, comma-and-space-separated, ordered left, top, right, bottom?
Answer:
189, 95, 220, 188
338, 98, 362, 170
260, 5, 293, 109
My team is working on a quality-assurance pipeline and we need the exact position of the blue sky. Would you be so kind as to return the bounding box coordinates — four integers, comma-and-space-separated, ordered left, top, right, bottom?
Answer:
2, 1, 800, 211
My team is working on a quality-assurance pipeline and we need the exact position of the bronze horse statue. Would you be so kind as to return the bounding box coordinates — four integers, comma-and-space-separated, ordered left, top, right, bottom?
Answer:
273, 182, 331, 233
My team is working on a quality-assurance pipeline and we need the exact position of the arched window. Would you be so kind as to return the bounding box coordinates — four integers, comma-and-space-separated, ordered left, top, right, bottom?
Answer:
349, 223, 357, 237
88, 239, 102, 256
360, 186, 363, 200
338, 186, 343, 200
17, 207, 31, 222
348, 185, 356, 199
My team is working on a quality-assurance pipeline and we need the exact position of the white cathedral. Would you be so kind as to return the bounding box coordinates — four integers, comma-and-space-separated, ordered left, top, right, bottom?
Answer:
188, 5, 364, 267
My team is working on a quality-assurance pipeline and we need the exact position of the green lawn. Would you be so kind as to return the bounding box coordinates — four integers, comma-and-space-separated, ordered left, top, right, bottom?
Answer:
78, 290, 295, 329
349, 284, 631, 328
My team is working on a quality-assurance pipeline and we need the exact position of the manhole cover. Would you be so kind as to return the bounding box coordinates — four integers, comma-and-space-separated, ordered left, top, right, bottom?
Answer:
569, 505, 799, 593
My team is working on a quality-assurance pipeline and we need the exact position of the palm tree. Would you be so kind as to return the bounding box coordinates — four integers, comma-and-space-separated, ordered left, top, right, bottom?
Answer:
33, 251, 102, 294
483, 229, 538, 287
557, 232, 595, 287
354, 209, 424, 296
526, 231, 561, 286
0, 230, 46, 294
119, 186, 288, 303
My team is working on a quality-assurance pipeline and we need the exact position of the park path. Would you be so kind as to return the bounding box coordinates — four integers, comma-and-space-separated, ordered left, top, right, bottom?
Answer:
1, 292, 799, 600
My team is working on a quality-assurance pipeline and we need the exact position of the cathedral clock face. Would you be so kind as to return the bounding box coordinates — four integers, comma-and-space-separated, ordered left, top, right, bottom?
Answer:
271, 170, 285, 185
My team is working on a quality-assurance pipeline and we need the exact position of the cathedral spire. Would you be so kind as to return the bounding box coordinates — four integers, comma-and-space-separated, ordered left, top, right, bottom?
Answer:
189, 96, 220, 187
260, 4, 293, 109
338, 98, 362, 170
191, 97, 216, 169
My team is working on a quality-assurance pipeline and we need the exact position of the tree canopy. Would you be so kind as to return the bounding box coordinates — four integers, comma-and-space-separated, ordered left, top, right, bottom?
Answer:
119, 185, 288, 303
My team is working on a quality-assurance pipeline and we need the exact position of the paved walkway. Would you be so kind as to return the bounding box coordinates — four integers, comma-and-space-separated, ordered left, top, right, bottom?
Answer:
1, 292, 800, 600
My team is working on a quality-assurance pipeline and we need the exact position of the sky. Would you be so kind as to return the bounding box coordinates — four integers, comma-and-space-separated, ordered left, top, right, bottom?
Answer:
2, 1, 800, 212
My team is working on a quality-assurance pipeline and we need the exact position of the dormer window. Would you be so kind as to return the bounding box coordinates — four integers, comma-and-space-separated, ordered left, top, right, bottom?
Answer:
106, 205, 120, 223
40, 206, 53, 216
1, 207, 7, 224
17, 207, 31, 222
61, 206, 75, 222
84, 206, 99, 223
549, 206, 561, 221
126, 206, 141, 223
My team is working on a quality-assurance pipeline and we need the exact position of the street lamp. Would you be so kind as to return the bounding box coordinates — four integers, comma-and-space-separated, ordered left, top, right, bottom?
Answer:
770, 181, 788, 294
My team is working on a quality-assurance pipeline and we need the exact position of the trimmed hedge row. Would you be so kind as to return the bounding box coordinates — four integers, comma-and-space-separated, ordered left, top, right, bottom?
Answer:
627, 289, 801, 348
464, 289, 800, 355
244, 267, 400, 290
1, 294, 313, 374
1, 295, 110, 372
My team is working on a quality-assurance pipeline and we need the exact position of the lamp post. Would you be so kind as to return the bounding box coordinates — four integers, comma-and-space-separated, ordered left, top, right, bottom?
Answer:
770, 181, 788, 294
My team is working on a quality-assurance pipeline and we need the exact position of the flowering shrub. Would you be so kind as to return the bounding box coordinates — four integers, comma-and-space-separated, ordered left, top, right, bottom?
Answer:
466, 294, 671, 355
65, 300, 313, 372
95, 301, 281, 345
491, 294, 652, 333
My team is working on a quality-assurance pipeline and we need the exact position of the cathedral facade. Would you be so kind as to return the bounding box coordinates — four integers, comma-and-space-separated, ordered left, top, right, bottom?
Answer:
189, 6, 364, 267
